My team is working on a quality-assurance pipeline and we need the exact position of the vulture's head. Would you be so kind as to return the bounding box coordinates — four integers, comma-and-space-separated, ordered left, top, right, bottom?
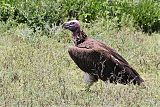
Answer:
62, 20, 80, 32
63, 20, 87, 45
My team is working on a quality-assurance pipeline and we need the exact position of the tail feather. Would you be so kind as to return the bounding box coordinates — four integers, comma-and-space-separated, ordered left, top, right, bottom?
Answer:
126, 66, 144, 85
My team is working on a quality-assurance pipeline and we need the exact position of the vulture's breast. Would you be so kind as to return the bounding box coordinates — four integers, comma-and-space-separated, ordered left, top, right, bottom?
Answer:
68, 39, 109, 75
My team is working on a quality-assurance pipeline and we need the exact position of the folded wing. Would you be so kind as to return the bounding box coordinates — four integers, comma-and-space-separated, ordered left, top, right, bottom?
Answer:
68, 45, 144, 85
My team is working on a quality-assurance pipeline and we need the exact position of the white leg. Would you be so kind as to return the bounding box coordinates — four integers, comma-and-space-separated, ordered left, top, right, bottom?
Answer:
84, 73, 98, 90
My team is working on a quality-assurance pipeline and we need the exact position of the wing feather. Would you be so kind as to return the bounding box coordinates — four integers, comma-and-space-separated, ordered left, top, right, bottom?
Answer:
68, 46, 101, 73
96, 47, 144, 83
93, 46, 141, 76
68, 42, 143, 84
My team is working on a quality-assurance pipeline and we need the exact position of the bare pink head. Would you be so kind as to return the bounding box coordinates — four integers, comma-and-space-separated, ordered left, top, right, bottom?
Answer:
62, 20, 81, 32
63, 20, 87, 46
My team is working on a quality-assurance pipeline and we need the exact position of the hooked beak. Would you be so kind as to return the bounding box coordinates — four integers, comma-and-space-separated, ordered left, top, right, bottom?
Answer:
62, 22, 70, 29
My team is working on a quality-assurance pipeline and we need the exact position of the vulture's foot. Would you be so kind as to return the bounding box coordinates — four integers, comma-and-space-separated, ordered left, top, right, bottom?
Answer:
80, 85, 96, 93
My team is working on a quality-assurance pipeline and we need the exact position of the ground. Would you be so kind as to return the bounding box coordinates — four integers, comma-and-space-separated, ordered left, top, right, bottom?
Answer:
0, 21, 160, 106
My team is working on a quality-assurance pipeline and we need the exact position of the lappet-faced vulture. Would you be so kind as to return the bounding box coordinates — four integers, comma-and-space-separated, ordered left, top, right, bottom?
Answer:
63, 20, 144, 88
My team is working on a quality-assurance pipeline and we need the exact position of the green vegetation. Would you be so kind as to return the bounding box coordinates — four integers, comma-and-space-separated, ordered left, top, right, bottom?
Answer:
0, 0, 160, 107
0, 0, 160, 33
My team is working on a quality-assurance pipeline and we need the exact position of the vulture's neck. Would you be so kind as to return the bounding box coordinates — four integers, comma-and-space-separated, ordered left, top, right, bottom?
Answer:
72, 30, 87, 46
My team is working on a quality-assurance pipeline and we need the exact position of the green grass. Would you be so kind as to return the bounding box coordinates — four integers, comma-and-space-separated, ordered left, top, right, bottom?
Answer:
0, 20, 160, 107
1, 0, 160, 33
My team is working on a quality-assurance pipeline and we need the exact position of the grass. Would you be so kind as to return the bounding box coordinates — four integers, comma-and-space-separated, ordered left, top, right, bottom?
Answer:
1, 0, 160, 33
0, 20, 160, 107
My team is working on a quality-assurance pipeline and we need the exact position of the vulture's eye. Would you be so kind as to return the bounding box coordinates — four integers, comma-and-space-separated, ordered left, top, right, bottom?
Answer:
71, 22, 75, 25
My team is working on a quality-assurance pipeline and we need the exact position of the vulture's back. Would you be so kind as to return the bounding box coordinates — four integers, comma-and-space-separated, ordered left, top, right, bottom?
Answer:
68, 38, 144, 85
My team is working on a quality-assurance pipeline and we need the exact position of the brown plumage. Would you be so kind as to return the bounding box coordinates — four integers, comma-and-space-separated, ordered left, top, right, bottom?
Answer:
63, 20, 144, 87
